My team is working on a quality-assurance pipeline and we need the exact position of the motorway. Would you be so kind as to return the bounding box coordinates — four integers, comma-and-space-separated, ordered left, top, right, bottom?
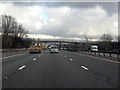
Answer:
1, 50, 120, 88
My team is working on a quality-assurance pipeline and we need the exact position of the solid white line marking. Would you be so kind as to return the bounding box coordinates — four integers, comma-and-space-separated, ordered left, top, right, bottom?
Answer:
87, 55, 100, 59
2, 55, 15, 59
16, 54, 23, 56
79, 54, 86, 56
2, 53, 24, 59
33, 58, 36, 61
81, 66, 88, 70
64, 51, 120, 64
18, 65, 26, 70
100, 58, 120, 64
70, 58, 73, 61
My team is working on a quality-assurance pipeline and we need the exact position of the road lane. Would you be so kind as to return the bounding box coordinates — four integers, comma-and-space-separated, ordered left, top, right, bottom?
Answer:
62, 50, 119, 87
2, 52, 29, 64
2, 50, 119, 88
2, 52, 41, 78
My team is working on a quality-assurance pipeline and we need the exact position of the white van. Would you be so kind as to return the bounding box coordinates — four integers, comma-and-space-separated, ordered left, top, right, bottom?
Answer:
91, 45, 98, 51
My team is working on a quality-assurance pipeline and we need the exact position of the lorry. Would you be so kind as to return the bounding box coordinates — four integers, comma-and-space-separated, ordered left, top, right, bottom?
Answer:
29, 42, 42, 54
90, 45, 98, 51
41, 44, 48, 50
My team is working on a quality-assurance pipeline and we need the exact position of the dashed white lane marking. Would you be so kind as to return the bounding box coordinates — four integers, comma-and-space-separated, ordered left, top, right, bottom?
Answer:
4, 77, 8, 79
70, 58, 73, 61
65, 55, 66, 57
81, 66, 88, 70
18, 65, 26, 70
33, 58, 36, 61
39, 55, 41, 57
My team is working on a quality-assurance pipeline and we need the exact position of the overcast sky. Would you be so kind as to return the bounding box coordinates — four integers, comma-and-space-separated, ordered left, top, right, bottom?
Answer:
0, 0, 118, 40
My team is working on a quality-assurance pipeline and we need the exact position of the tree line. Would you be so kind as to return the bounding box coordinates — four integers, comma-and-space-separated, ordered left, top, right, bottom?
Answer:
0, 15, 32, 49
62, 34, 120, 51
0, 14, 119, 51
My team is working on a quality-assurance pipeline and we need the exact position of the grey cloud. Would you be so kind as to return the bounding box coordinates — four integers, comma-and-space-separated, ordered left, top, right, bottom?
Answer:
12, 2, 117, 16
0, 1, 118, 39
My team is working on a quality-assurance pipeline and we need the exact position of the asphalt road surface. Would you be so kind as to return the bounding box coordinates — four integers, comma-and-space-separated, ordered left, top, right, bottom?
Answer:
2, 50, 120, 88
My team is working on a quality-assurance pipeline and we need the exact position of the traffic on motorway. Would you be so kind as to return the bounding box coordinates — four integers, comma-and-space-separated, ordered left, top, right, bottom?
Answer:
2, 45, 119, 88
1, 1, 120, 89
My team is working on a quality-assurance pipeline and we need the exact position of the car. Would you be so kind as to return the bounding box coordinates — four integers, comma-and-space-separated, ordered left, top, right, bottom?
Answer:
60, 48, 63, 50
50, 46, 58, 53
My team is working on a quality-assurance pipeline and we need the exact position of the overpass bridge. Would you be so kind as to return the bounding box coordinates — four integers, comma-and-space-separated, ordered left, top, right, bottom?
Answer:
37, 39, 83, 49
38, 39, 82, 43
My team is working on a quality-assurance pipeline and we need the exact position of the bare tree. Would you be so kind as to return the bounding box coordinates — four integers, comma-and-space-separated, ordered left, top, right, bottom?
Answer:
100, 34, 113, 41
117, 35, 120, 42
0, 16, 2, 32
1, 15, 17, 35
18, 24, 28, 38
84, 36, 91, 50
1, 15, 28, 48
99, 34, 113, 51
85, 37, 89, 42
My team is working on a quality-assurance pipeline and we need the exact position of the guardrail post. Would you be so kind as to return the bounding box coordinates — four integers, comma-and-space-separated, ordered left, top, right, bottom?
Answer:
94, 52, 96, 55
103, 53, 105, 56
117, 54, 119, 59
109, 53, 111, 58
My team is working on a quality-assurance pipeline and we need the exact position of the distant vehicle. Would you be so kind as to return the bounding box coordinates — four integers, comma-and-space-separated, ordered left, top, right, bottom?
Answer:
48, 46, 51, 50
41, 44, 48, 50
90, 45, 98, 51
60, 47, 66, 50
50, 46, 58, 53
29, 42, 42, 54
64, 48, 66, 50
61, 48, 63, 50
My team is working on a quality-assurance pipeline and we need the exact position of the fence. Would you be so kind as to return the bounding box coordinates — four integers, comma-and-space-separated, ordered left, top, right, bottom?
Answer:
78, 50, 120, 59
64, 48, 120, 59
